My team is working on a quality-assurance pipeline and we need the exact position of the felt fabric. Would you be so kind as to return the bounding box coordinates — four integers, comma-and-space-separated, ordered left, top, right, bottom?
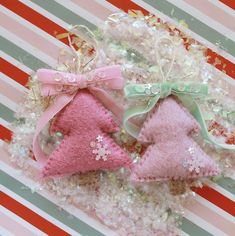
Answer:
130, 96, 220, 182
42, 89, 132, 177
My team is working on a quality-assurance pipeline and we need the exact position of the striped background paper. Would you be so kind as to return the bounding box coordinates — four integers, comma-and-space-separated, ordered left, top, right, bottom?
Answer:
0, 1, 235, 235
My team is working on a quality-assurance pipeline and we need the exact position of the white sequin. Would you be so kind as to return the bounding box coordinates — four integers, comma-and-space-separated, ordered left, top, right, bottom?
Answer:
92, 143, 111, 161
96, 135, 103, 142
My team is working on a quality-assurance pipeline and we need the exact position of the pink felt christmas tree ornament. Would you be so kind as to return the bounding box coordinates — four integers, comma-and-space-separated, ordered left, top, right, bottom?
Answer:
130, 96, 220, 182
42, 90, 132, 177
33, 66, 132, 177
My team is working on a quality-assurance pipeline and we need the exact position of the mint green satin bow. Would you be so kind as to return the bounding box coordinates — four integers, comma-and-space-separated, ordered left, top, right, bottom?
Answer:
123, 82, 235, 150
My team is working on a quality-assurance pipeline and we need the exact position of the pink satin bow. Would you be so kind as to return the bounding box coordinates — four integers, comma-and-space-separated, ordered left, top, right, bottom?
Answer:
33, 65, 124, 165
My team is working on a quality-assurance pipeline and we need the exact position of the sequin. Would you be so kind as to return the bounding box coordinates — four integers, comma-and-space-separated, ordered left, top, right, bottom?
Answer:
150, 86, 160, 95
97, 71, 106, 79
90, 141, 96, 147
144, 84, 152, 95
187, 147, 195, 155
92, 143, 111, 161
55, 131, 63, 137
183, 153, 205, 174
54, 73, 63, 82
96, 135, 103, 142
67, 75, 77, 83
145, 84, 152, 89
90, 135, 111, 161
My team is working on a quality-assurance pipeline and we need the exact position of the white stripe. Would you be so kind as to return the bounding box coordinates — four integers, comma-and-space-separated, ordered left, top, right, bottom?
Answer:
195, 194, 235, 224
0, 226, 15, 236
55, 0, 102, 26
167, 0, 235, 41
0, 51, 33, 74
0, 27, 56, 67
19, 0, 69, 29
0, 6, 70, 52
0, 94, 18, 112
0, 206, 48, 236
208, 180, 235, 202
0, 73, 28, 93
230, 171, 235, 180
208, 0, 235, 17
0, 118, 12, 130
184, 209, 229, 236
93, 0, 120, 12
0, 184, 82, 236
131, 0, 235, 64
0, 161, 118, 236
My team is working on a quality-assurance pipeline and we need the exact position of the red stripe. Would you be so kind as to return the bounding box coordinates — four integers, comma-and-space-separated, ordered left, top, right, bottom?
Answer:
107, 0, 235, 79
0, 58, 29, 87
1, 0, 68, 45
219, 0, 235, 10
192, 186, 235, 216
207, 49, 235, 79
0, 125, 12, 142
0, 191, 71, 236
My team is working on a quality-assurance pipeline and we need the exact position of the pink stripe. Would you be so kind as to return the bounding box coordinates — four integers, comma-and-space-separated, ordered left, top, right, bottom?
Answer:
0, 11, 61, 59
183, 0, 235, 31
0, 209, 39, 236
0, 79, 25, 104
185, 199, 235, 235
70, 0, 112, 19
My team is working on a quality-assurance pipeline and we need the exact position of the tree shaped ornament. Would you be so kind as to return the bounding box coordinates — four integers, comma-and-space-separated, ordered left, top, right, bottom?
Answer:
42, 90, 132, 177
130, 96, 220, 182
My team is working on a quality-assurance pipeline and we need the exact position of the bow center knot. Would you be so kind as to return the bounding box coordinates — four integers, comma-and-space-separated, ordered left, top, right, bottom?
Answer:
143, 83, 172, 98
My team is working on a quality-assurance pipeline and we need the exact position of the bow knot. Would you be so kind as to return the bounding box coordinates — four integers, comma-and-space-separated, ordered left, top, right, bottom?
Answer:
37, 66, 123, 96
125, 82, 208, 100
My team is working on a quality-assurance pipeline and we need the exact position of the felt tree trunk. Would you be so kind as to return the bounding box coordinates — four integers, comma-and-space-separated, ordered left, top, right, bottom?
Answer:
130, 96, 219, 182
42, 89, 131, 177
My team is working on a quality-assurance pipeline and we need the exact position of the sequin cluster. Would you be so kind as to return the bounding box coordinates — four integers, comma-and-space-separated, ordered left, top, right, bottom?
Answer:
90, 135, 111, 161
182, 147, 205, 174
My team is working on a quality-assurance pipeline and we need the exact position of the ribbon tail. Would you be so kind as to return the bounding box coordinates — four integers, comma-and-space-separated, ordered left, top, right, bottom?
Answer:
123, 95, 161, 139
89, 87, 124, 124
33, 93, 75, 165
179, 95, 235, 151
